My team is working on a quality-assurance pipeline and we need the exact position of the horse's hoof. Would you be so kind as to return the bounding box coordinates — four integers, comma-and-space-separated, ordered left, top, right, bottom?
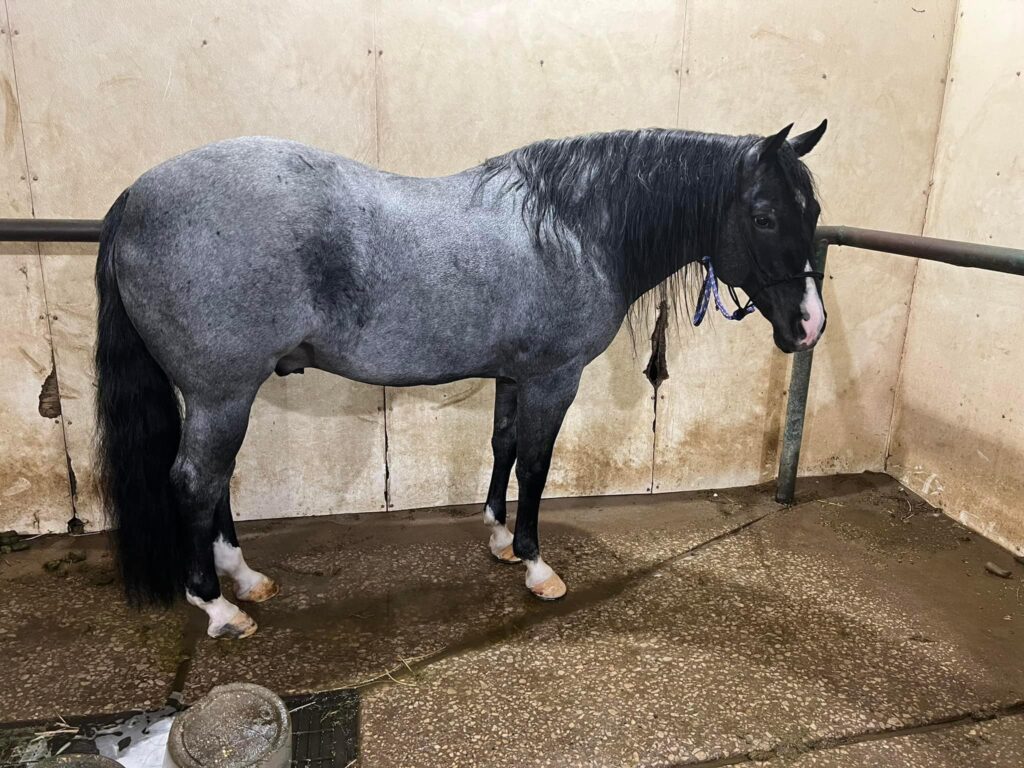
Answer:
529, 573, 567, 601
492, 544, 521, 564
236, 575, 279, 603
209, 609, 257, 640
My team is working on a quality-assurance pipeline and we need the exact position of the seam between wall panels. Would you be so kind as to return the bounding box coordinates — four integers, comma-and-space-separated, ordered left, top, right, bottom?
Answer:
3, 1, 32, 214
371, 0, 391, 510
673, 0, 690, 129
882, 0, 962, 474
372, 0, 381, 168
651, 0, 690, 495
4, 0, 78, 528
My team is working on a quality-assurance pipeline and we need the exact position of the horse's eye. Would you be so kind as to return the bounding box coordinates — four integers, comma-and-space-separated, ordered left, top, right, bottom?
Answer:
753, 215, 774, 230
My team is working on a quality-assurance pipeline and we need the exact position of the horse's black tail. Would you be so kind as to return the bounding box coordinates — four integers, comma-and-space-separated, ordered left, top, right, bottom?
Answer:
95, 189, 185, 605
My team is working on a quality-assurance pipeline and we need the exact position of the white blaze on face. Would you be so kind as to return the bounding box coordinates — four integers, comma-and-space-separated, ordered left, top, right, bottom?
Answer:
799, 260, 825, 347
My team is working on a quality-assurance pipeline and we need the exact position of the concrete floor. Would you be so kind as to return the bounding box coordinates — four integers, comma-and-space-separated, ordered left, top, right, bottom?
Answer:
1, 473, 1022, 767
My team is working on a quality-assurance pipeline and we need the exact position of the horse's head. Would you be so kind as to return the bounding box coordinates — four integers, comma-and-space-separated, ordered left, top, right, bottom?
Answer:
718, 120, 828, 353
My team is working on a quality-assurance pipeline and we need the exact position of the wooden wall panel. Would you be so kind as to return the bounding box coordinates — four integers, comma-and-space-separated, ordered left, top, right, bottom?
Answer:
890, 1, 1024, 554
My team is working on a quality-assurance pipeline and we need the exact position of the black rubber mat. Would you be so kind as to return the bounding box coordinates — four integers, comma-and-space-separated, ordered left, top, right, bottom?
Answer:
0, 689, 359, 767
286, 690, 359, 767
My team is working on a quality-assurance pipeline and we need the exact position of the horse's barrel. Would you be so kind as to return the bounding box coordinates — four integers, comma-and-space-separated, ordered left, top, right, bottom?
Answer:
163, 683, 291, 768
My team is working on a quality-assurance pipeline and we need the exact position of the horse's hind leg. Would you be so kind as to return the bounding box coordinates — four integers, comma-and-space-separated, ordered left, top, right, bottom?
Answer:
213, 485, 279, 603
483, 378, 519, 563
513, 367, 582, 600
172, 394, 259, 639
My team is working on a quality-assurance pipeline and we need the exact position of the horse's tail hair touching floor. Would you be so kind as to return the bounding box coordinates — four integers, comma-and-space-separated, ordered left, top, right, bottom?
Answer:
94, 188, 187, 606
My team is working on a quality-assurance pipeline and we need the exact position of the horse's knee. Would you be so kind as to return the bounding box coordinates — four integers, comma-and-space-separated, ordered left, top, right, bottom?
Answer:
515, 459, 550, 489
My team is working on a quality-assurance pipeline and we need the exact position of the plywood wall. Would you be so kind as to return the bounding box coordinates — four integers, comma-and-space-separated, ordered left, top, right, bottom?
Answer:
0, 0, 70, 534
889, 1, 1024, 556
0, 0, 962, 533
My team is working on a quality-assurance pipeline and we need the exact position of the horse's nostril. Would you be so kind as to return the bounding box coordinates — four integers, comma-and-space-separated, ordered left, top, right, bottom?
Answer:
801, 308, 810, 322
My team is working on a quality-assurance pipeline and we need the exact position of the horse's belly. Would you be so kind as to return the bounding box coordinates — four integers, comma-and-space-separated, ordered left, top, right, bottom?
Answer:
305, 348, 491, 387
303, 307, 617, 387
297, 327, 494, 386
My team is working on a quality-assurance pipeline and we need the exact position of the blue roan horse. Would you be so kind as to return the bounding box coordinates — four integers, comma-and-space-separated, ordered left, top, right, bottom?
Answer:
95, 121, 827, 638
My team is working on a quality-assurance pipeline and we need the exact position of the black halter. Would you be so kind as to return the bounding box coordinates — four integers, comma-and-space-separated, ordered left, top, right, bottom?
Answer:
692, 256, 824, 326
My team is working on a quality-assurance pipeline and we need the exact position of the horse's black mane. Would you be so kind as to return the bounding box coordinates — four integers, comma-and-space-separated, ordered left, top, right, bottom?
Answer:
480, 128, 815, 326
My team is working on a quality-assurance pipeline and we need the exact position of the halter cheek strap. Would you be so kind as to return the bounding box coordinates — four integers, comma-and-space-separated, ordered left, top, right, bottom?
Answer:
691, 256, 824, 327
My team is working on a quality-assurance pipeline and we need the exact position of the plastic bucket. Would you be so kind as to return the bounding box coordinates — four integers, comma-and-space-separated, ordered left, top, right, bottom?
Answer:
163, 683, 291, 768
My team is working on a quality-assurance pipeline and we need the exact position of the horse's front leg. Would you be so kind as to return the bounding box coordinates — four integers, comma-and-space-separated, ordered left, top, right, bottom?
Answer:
483, 378, 519, 563
512, 366, 582, 600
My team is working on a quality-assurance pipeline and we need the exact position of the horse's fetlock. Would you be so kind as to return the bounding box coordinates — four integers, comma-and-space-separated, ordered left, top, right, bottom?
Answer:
483, 502, 504, 525
186, 575, 220, 603
186, 554, 219, 593
513, 539, 539, 562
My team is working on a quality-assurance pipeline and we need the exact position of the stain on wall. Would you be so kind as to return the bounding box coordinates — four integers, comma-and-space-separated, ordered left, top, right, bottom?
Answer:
36, 364, 61, 419
889, 1, 1024, 554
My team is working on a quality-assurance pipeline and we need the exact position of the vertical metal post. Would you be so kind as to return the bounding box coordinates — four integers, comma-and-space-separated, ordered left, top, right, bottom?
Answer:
775, 238, 830, 504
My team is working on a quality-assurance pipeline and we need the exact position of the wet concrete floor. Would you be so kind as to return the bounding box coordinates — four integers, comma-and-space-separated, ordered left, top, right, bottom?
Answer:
1, 473, 1022, 766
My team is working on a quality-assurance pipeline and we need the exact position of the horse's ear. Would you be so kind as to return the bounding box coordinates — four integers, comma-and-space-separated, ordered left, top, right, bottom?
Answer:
789, 119, 828, 157
756, 123, 793, 163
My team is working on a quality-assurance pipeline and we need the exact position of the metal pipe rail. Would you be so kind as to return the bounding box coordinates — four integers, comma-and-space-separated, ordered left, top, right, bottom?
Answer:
0, 218, 102, 241
1, 217, 1021, 505
775, 226, 1024, 505
817, 225, 1024, 277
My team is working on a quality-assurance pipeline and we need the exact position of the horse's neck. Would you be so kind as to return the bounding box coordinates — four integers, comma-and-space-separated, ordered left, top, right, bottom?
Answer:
620, 251, 702, 305
598, 154, 729, 304
496, 128, 739, 307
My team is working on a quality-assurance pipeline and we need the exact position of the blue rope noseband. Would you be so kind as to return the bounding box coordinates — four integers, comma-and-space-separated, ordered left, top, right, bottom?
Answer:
692, 257, 756, 326
692, 256, 825, 327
